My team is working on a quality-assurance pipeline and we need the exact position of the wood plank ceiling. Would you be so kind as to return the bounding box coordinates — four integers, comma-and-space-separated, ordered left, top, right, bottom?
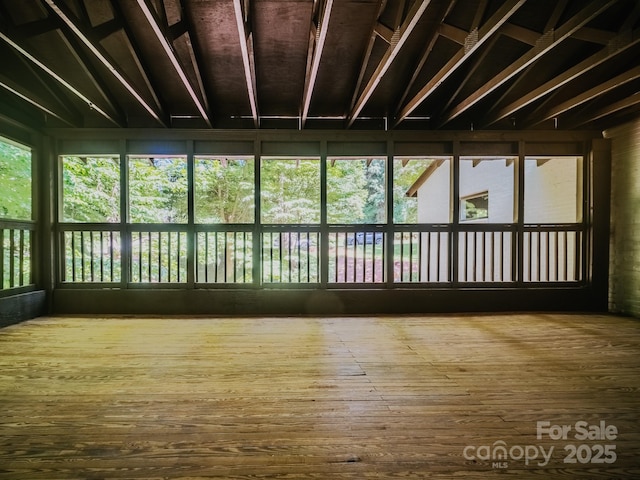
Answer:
0, 0, 639, 131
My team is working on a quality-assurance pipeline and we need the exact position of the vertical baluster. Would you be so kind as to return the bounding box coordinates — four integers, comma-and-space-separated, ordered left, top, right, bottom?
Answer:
215, 232, 221, 282
18, 229, 25, 286
527, 232, 532, 282
562, 231, 568, 281
243, 232, 248, 283
203, 232, 211, 283
70, 232, 76, 282
343, 234, 348, 282
79, 231, 85, 282
88, 231, 94, 282
479, 232, 485, 282
0, 229, 5, 288
98, 231, 104, 282
490, 232, 495, 282
8, 229, 15, 288
110, 232, 115, 282
233, 232, 238, 283
170, 232, 175, 282
435, 232, 440, 282
553, 230, 559, 281
137, 233, 142, 282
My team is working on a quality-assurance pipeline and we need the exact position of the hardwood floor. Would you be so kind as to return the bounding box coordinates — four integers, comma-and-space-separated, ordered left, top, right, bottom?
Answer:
0, 313, 639, 479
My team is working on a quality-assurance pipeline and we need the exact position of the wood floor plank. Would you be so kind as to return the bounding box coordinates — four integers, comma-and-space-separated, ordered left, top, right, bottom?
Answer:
0, 313, 639, 479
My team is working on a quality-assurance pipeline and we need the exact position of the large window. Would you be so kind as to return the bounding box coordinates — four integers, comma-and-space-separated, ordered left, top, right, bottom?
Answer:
396, 157, 450, 224
195, 156, 254, 224
261, 157, 320, 224
524, 156, 582, 223
523, 156, 583, 282
53, 142, 587, 287
0, 138, 31, 221
128, 156, 188, 223
195, 156, 255, 284
327, 157, 386, 224
1, 137, 33, 291
62, 156, 120, 222
459, 157, 515, 223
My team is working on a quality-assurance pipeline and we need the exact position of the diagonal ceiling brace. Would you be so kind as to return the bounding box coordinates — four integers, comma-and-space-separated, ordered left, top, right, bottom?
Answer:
394, 0, 526, 127
44, 0, 166, 126
301, 0, 333, 128
136, 0, 211, 127
489, 27, 640, 126
573, 91, 640, 127
233, 0, 259, 127
0, 73, 79, 127
531, 64, 640, 126
439, 0, 620, 126
0, 30, 121, 126
347, 0, 434, 127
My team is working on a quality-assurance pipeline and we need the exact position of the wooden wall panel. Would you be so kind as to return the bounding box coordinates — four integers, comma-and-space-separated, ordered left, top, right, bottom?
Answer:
605, 118, 640, 317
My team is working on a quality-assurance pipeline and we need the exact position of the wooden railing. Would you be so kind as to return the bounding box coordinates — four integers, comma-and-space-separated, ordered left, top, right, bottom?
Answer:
63, 228, 121, 283
1, 222, 35, 291
58, 223, 585, 287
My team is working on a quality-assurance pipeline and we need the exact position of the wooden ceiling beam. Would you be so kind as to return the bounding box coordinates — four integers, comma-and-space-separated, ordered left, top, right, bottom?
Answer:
301, 0, 334, 128
530, 65, 640, 126
43, 0, 166, 126
348, 0, 434, 127
135, 0, 211, 127
500, 23, 538, 46
487, 26, 640, 126
0, 73, 79, 127
440, 0, 619, 127
437, 23, 467, 45
0, 29, 122, 126
571, 27, 616, 45
573, 91, 640, 126
349, 0, 387, 113
233, 0, 259, 128
395, 0, 526, 127
374, 21, 394, 44
394, 0, 457, 114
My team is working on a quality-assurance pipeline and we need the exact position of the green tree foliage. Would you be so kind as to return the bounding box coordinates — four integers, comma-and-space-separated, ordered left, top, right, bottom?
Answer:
0, 139, 31, 220
363, 159, 386, 223
195, 158, 254, 223
326, 159, 368, 224
129, 157, 188, 223
261, 158, 320, 224
62, 156, 120, 222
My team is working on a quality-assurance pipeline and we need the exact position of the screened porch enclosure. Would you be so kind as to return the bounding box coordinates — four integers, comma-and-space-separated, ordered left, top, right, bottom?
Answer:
55, 133, 589, 291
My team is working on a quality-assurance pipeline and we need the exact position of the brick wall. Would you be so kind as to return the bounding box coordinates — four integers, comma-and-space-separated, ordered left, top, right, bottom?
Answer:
605, 118, 640, 317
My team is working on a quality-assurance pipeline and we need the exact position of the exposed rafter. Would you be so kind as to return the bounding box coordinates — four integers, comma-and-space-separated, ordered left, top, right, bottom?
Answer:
0, 30, 122, 126
108, 0, 165, 120
395, 0, 526, 127
395, 0, 457, 114
232, 0, 258, 127
439, 0, 619, 126
135, 0, 211, 127
348, 0, 433, 127
0, 73, 78, 127
43, 0, 166, 126
488, 27, 640, 126
574, 91, 640, 127
349, 0, 387, 114
300, 0, 333, 128
531, 65, 640, 126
